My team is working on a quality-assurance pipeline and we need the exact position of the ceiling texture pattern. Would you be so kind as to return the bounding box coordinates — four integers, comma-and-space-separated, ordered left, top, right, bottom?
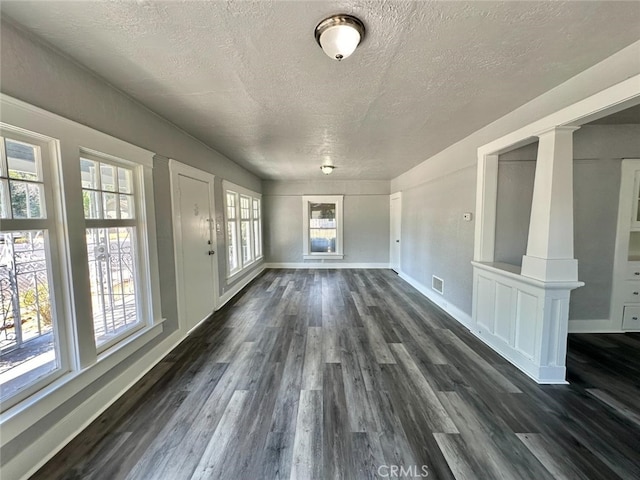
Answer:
2, 1, 640, 180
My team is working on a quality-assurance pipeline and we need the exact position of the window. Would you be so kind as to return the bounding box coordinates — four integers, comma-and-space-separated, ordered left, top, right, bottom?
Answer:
302, 195, 344, 259
0, 130, 66, 404
223, 182, 262, 277
226, 191, 238, 273
240, 195, 252, 264
81, 155, 142, 348
253, 198, 262, 259
1, 95, 161, 414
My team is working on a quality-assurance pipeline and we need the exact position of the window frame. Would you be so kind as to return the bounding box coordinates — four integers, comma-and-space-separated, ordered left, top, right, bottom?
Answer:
0, 94, 163, 424
302, 195, 344, 260
223, 181, 262, 279
0, 126, 71, 410
79, 151, 148, 353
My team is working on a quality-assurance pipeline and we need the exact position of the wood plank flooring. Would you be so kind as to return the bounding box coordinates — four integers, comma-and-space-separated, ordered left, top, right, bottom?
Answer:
31, 269, 640, 479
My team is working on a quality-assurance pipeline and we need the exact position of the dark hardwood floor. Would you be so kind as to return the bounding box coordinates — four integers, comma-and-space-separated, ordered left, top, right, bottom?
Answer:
31, 269, 640, 479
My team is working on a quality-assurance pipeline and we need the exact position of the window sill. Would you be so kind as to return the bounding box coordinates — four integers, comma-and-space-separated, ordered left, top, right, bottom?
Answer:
226, 258, 264, 281
303, 254, 344, 260
1, 319, 165, 444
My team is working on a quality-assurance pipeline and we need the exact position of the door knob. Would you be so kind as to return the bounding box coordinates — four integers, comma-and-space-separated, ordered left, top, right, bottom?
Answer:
396, 240, 400, 243
208, 250, 215, 255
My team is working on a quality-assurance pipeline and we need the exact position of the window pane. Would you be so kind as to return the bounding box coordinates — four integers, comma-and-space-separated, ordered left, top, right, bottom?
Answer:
102, 192, 118, 219
0, 179, 9, 219
253, 219, 261, 257
83, 190, 101, 219
226, 193, 236, 219
6, 139, 40, 181
241, 221, 250, 263
80, 158, 99, 189
86, 227, 139, 345
100, 164, 116, 192
310, 228, 336, 253
0, 230, 59, 401
10, 181, 46, 219
240, 196, 250, 220
227, 221, 237, 271
118, 167, 133, 194
119, 194, 135, 219
309, 203, 336, 228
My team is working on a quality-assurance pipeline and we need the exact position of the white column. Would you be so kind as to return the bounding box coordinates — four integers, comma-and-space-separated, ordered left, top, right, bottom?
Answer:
521, 126, 580, 282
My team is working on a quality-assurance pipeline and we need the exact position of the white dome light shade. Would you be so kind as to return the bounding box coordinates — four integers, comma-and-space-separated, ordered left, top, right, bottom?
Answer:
315, 15, 365, 61
320, 165, 335, 175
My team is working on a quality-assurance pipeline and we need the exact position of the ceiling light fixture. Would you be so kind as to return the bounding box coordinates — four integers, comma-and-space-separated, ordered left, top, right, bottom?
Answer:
315, 14, 365, 61
320, 165, 335, 175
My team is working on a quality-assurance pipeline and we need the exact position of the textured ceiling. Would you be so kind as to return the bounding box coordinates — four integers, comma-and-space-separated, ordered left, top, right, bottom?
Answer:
2, 1, 640, 180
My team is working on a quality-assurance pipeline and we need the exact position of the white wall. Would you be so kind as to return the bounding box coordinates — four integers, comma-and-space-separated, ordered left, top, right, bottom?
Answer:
263, 180, 390, 266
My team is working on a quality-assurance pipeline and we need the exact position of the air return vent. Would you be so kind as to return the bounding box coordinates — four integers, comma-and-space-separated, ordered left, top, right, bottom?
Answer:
432, 275, 444, 294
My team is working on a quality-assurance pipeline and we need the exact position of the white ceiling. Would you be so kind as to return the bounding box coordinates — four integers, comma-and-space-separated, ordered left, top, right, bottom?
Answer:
2, 1, 640, 180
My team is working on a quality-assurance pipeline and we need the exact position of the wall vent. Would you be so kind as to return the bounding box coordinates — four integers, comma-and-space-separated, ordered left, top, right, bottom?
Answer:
432, 275, 444, 294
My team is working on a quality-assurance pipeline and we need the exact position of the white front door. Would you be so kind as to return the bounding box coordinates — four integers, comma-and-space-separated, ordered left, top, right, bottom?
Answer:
390, 192, 402, 273
170, 161, 218, 332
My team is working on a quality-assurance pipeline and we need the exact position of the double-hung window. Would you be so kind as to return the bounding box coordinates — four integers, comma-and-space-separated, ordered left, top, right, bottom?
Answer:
0, 130, 67, 405
223, 181, 262, 277
302, 195, 344, 259
0, 94, 161, 415
80, 154, 143, 349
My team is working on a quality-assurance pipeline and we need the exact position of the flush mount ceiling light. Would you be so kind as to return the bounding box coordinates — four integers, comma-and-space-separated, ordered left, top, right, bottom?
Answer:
315, 14, 365, 61
320, 165, 335, 175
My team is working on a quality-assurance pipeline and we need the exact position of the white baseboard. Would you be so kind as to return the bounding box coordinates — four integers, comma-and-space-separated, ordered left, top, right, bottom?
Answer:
397, 271, 472, 328
7, 330, 185, 480
265, 262, 390, 269
568, 318, 626, 333
473, 328, 568, 384
218, 264, 266, 309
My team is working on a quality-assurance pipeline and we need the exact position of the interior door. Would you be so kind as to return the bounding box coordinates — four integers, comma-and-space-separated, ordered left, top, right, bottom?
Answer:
390, 192, 402, 273
176, 172, 217, 331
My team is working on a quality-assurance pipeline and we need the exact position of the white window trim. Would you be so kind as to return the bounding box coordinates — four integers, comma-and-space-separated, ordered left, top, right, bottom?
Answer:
0, 94, 163, 426
302, 195, 344, 260
0, 126, 71, 410
222, 180, 262, 279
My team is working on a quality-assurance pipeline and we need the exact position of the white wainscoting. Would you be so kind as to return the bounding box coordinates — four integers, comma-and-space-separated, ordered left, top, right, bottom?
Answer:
471, 262, 583, 384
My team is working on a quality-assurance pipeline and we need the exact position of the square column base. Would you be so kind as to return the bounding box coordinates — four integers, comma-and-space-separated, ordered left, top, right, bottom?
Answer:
521, 255, 578, 282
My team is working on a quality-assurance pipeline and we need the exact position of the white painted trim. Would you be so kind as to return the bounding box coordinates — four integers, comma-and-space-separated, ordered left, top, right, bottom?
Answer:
390, 192, 402, 272
265, 263, 390, 269
1, 320, 164, 444
610, 159, 640, 331
474, 326, 568, 385
1, 95, 164, 442
301, 195, 344, 258
0, 94, 154, 166
5, 328, 182, 480
473, 154, 498, 262
218, 264, 266, 309
477, 74, 640, 157
568, 319, 626, 333
168, 159, 218, 332
397, 271, 472, 328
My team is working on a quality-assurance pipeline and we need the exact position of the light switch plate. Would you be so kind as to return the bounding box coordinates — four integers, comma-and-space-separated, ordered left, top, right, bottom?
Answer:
463, 212, 472, 221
